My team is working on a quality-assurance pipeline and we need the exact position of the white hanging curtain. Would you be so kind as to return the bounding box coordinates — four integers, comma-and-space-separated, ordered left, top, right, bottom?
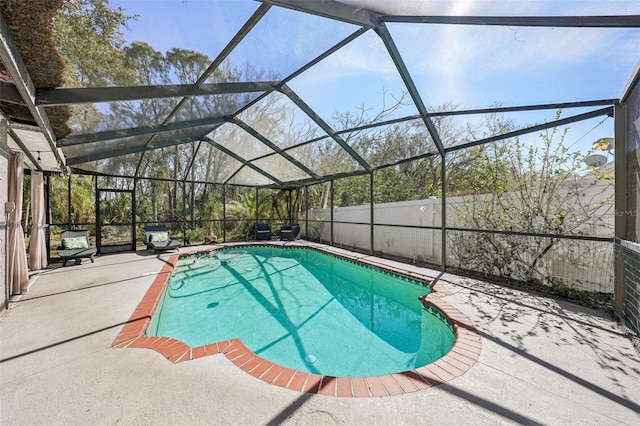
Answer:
8, 153, 28, 294
29, 171, 47, 270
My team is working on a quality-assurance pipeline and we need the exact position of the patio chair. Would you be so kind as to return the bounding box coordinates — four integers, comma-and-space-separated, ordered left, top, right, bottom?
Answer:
280, 223, 300, 241
255, 223, 272, 240
143, 225, 181, 253
57, 229, 97, 267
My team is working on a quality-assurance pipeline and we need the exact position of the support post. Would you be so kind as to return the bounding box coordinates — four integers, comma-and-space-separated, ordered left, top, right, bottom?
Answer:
68, 174, 73, 228
132, 177, 137, 250
94, 176, 100, 253
255, 187, 259, 227
441, 152, 447, 272
288, 189, 293, 224
305, 186, 309, 240
370, 172, 374, 255
44, 173, 51, 262
222, 185, 226, 242
330, 180, 334, 246
614, 102, 627, 316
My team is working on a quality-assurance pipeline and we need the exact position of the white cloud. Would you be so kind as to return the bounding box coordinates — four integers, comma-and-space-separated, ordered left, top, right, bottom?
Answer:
385, 2, 639, 106
287, 0, 639, 109
290, 29, 400, 86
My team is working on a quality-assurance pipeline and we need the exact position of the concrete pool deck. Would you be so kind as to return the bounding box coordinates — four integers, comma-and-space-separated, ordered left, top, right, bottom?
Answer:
1, 242, 639, 425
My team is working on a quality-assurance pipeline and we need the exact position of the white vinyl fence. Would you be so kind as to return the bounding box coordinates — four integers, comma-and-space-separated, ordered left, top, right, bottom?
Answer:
306, 181, 614, 294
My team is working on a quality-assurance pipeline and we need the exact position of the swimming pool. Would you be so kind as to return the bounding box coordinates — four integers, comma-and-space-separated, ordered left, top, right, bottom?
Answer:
145, 246, 456, 377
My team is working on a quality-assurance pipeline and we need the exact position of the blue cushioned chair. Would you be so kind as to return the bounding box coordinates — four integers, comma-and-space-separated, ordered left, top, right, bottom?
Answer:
255, 223, 271, 240
280, 223, 300, 241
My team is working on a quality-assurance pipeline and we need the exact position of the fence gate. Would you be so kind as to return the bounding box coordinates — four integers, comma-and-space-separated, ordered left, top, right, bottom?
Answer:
96, 188, 135, 254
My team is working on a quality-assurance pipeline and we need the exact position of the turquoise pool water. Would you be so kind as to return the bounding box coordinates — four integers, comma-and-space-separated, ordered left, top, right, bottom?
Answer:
146, 246, 456, 377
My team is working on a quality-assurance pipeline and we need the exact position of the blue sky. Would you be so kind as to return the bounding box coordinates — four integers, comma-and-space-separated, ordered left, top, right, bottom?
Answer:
110, 0, 639, 154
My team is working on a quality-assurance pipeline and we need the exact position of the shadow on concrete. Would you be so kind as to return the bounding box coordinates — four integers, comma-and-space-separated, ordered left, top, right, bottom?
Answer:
0, 318, 145, 363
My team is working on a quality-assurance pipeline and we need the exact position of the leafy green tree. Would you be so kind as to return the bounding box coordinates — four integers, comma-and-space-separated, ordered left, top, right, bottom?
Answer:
333, 175, 370, 207
313, 91, 412, 208
50, 0, 134, 239
54, 0, 136, 132
48, 175, 94, 227
70, 175, 95, 224
55, 0, 134, 87
328, 102, 514, 205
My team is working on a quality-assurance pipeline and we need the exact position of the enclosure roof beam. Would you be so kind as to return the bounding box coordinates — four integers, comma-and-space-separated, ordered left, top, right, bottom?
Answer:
374, 151, 439, 171
374, 20, 445, 156
7, 127, 43, 171
381, 15, 640, 27
221, 27, 370, 144
337, 99, 619, 135
447, 106, 613, 152
262, 0, 378, 28
279, 85, 372, 171
157, 3, 271, 129
71, 168, 226, 187
71, 165, 367, 189
282, 27, 370, 85
273, 98, 616, 153
35, 82, 278, 106
135, 4, 271, 176
202, 136, 283, 186
227, 26, 370, 127
0, 81, 23, 104
0, 12, 65, 167
57, 97, 617, 149
273, 169, 371, 189
62, 98, 613, 175
181, 140, 204, 183
231, 118, 319, 179
621, 61, 640, 103
66, 136, 201, 165
57, 116, 230, 147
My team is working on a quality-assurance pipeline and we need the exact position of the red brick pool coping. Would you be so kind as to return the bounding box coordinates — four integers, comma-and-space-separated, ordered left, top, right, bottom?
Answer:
112, 243, 481, 397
